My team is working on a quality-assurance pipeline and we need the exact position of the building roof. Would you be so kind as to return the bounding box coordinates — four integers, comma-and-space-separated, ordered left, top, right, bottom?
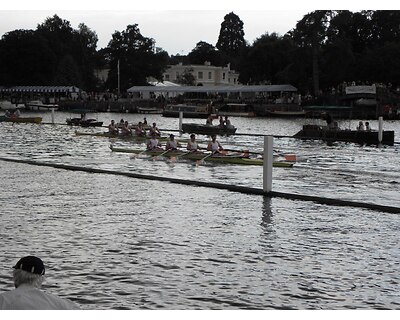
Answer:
127, 84, 297, 93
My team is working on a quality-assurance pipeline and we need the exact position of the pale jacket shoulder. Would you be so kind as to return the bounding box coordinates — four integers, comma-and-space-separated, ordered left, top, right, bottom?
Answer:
0, 285, 80, 310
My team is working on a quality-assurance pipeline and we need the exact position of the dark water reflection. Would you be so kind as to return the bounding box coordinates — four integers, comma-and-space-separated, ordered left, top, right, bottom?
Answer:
0, 112, 399, 309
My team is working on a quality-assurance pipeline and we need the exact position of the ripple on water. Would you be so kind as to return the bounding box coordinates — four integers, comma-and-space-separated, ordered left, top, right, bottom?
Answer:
0, 117, 399, 309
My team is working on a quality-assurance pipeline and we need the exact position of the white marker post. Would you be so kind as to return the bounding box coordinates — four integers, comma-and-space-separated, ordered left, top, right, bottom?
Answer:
179, 111, 183, 136
51, 108, 55, 124
263, 136, 273, 193
378, 116, 383, 144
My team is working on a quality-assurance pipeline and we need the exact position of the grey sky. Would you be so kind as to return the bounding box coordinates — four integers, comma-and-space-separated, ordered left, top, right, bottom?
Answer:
1, 1, 396, 55
0, 10, 309, 55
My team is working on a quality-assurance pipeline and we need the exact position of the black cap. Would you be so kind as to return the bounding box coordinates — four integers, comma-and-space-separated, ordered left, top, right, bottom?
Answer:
170, 134, 174, 138
13, 256, 45, 275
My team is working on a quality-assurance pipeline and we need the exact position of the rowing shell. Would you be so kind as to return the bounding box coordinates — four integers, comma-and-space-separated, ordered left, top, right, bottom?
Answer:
75, 130, 210, 144
109, 146, 294, 167
75, 130, 161, 142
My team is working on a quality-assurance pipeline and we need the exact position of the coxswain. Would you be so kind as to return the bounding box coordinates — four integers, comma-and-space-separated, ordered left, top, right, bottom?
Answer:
187, 134, 199, 152
166, 134, 181, 151
207, 135, 223, 154
143, 117, 148, 125
206, 115, 213, 125
218, 116, 225, 128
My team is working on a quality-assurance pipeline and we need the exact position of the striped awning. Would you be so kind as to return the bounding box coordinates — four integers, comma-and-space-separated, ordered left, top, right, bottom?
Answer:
127, 84, 297, 93
0, 86, 81, 93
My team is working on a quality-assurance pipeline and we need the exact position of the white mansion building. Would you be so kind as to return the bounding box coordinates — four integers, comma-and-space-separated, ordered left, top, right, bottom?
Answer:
162, 61, 240, 86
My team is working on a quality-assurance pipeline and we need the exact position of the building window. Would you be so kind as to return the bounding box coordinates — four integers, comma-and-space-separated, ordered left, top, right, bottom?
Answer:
222, 72, 226, 80
165, 74, 170, 81
198, 71, 203, 80
176, 72, 179, 80
208, 72, 212, 80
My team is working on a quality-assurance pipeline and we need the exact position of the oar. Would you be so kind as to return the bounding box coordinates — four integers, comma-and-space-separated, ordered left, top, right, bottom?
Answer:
154, 149, 171, 160
170, 150, 193, 162
131, 149, 150, 159
223, 147, 297, 162
222, 148, 263, 155
196, 152, 214, 166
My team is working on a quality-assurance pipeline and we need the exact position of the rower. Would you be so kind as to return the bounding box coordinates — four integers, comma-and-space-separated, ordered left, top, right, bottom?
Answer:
149, 122, 161, 137
225, 116, 234, 129
135, 121, 146, 137
207, 135, 223, 154
206, 115, 213, 125
166, 134, 181, 151
147, 133, 162, 150
108, 120, 118, 135
11, 109, 21, 119
120, 120, 132, 136
187, 134, 199, 152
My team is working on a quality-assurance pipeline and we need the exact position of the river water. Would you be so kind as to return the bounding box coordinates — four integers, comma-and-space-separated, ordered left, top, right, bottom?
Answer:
0, 111, 399, 309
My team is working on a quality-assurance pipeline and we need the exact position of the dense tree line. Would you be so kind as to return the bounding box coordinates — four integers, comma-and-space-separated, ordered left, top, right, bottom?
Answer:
1, 10, 400, 95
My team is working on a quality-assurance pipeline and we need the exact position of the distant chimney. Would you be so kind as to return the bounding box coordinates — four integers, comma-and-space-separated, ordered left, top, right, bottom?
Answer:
204, 61, 211, 66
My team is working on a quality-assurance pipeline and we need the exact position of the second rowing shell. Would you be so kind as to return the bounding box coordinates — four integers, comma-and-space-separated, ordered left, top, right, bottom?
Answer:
109, 146, 294, 167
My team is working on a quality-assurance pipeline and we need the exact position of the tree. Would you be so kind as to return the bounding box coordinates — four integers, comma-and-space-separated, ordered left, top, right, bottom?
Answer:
53, 54, 82, 87
176, 68, 195, 85
0, 29, 56, 85
290, 10, 331, 96
35, 15, 99, 90
72, 23, 99, 90
188, 41, 223, 66
106, 24, 168, 91
216, 12, 246, 63
238, 33, 295, 85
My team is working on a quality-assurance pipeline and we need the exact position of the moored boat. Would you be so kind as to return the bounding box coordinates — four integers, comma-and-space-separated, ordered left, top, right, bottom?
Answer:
67, 118, 103, 127
0, 100, 21, 110
137, 106, 164, 114
181, 123, 237, 136
266, 109, 307, 117
293, 124, 395, 145
109, 146, 293, 167
162, 104, 213, 118
25, 100, 59, 110
216, 103, 256, 117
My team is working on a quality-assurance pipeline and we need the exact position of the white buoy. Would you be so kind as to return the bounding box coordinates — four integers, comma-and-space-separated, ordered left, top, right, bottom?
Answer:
263, 136, 273, 193
378, 116, 383, 144
179, 111, 183, 136
51, 108, 55, 124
